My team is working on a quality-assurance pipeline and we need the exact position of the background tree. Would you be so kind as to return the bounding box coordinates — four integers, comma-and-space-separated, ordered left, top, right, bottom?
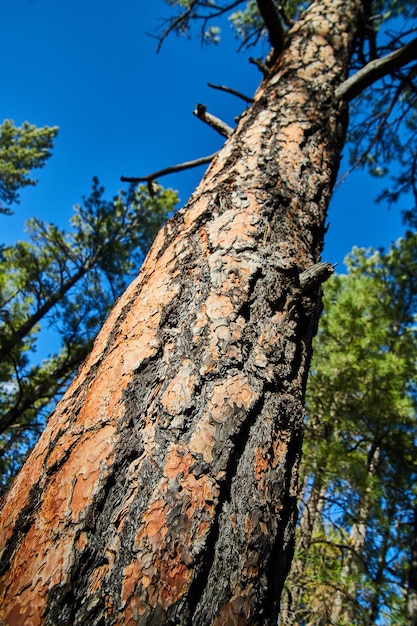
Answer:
0, 1, 416, 624
281, 234, 417, 625
0, 127, 178, 492
0, 119, 58, 214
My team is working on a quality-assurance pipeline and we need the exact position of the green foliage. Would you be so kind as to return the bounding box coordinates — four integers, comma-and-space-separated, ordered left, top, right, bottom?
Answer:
204, 25, 222, 44
0, 177, 178, 493
283, 234, 417, 624
0, 120, 58, 213
158, 1, 310, 50
159, 0, 415, 50
229, 0, 306, 48
229, 1, 267, 49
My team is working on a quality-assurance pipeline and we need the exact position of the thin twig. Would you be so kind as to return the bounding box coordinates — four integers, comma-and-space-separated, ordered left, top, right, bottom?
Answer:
208, 82, 254, 103
336, 73, 410, 187
156, 0, 243, 52
249, 56, 270, 75
121, 153, 218, 184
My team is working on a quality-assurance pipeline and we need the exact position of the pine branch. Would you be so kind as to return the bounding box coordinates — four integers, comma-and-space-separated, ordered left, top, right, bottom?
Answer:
336, 36, 417, 101
155, 0, 244, 52
121, 153, 218, 184
256, 0, 285, 53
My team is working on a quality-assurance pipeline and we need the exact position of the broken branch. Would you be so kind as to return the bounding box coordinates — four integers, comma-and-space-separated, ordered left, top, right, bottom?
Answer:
121, 153, 218, 184
193, 104, 234, 137
299, 262, 336, 292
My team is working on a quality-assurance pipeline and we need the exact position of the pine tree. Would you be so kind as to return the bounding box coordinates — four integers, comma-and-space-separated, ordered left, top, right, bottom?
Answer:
0, 128, 177, 492
0, 1, 416, 624
283, 234, 417, 624
0, 120, 58, 214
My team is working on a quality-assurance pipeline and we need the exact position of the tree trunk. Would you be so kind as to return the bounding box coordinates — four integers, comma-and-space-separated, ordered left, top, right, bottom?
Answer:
330, 444, 380, 625
406, 502, 417, 625
0, 1, 363, 624
279, 471, 327, 625
366, 501, 394, 625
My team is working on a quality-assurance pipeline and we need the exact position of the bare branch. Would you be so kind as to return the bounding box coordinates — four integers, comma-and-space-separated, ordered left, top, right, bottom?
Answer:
121, 153, 218, 184
193, 104, 234, 137
156, 0, 199, 53
208, 82, 254, 103
336, 36, 417, 101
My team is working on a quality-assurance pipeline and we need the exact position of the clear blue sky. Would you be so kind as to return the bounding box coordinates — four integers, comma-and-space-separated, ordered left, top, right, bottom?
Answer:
1, 0, 406, 267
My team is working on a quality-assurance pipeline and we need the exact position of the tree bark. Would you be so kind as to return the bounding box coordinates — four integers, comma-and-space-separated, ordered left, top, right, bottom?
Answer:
0, 1, 364, 624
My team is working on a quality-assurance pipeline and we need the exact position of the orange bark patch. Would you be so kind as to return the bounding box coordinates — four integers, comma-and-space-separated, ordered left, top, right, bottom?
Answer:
88, 562, 110, 595
76, 531, 88, 551
3, 523, 75, 626
4, 601, 42, 626
136, 498, 168, 547
213, 594, 252, 626
160, 547, 191, 598
244, 516, 253, 540
207, 250, 260, 292
68, 426, 114, 521
120, 548, 193, 623
189, 373, 259, 462
208, 208, 258, 252
0, 429, 50, 550
120, 480, 218, 619
242, 108, 275, 146
188, 421, 217, 461
213, 372, 257, 411
205, 293, 235, 320
161, 359, 197, 416
271, 431, 290, 469
164, 447, 194, 480
254, 445, 269, 483
120, 559, 143, 614
120, 460, 219, 616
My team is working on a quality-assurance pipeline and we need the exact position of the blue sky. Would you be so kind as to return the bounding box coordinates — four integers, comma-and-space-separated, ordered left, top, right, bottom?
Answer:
1, 0, 406, 267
